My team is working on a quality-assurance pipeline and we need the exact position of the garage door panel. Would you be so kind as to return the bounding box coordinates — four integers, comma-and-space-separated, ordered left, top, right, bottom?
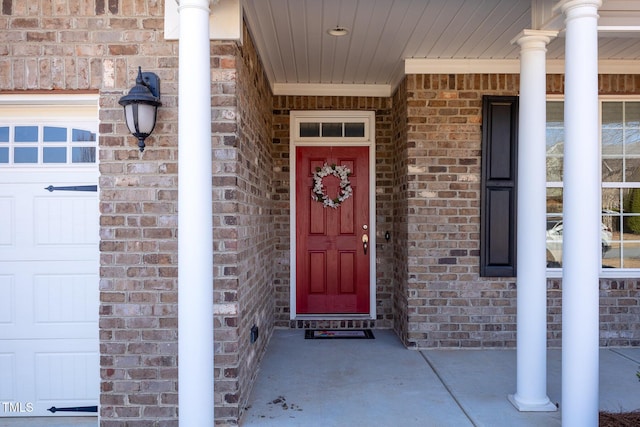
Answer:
0, 275, 14, 325
0, 169, 98, 417
35, 349, 99, 401
0, 340, 97, 416
0, 268, 97, 340
0, 197, 14, 246
35, 274, 99, 324
34, 196, 98, 246
0, 185, 97, 262
0, 353, 15, 400
0, 103, 99, 417
2, 249, 99, 262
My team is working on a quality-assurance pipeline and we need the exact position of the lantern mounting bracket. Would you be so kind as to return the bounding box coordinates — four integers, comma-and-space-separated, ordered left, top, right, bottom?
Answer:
139, 71, 160, 99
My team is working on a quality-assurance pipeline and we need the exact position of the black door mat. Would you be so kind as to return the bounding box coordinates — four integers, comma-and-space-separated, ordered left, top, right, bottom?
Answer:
304, 329, 375, 339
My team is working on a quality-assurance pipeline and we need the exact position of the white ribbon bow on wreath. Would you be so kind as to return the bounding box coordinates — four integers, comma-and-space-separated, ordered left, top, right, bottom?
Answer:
311, 163, 353, 209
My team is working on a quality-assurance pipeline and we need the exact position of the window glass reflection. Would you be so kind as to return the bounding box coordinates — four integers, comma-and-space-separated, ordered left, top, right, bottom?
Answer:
43, 147, 66, 163
44, 126, 67, 142
602, 102, 623, 128
602, 129, 623, 156
625, 102, 640, 127
72, 128, 96, 142
625, 158, 640, 182
0, 127, 8, 143
344, 122, 365, 137
603, 158, 622, 182
322, 123, 342, 137
299, 123, 319, 137
72, 147, 96, 163
14, 147, 38, 163
15, 126, 38, 143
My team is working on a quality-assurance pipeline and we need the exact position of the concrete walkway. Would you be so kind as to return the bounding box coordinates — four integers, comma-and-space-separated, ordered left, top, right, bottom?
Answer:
241, 329, 640, 426
0, 417, 95, 426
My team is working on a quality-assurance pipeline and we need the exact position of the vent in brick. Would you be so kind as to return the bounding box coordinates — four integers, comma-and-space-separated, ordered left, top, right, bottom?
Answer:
2, 0, 11, 15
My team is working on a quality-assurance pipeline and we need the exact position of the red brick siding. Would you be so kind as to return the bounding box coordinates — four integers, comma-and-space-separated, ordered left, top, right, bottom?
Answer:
1, 2, 275, 425
212, 22, 275, 425
392, 77, 410, 345
400, 74, 519, 348
402, 74, 640, 348
0, 1, 180, 425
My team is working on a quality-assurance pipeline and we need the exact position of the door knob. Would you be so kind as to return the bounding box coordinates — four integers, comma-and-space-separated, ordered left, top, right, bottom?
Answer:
362, 234, 368, 255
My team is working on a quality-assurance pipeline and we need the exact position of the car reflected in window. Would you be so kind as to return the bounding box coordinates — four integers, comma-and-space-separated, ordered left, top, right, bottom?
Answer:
546, 217, 612, 268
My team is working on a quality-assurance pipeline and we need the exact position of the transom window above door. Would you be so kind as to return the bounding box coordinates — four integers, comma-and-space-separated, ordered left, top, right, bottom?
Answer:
293, 112, 372, 142
299, 121, 365, 138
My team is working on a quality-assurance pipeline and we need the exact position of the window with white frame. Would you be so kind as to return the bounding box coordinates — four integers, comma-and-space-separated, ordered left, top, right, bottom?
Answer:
546, 99, 640, 272
292, 112, 371, 143
0, 96, 98, 167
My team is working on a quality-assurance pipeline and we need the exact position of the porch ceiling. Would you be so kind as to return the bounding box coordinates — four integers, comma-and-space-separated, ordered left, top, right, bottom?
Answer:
242, 0, 640, 96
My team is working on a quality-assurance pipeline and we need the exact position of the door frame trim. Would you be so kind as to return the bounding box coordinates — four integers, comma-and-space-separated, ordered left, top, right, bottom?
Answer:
289, 110, 376, 319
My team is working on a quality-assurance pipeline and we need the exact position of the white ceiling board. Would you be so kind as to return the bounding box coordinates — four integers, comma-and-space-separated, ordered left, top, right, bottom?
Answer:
468, 1, 530, 58
341, 2, 378, 83
352, 0, 395, 83
401, 1, 448, 58
243, 0, 640, 94
455, 1, 515, 57
243, 1, 280, 83
304, 0, 325, 83
412, 0, 466, 58
601, 37, 640, 59
319, 1, 342, 83
287, 0, 309, 82
546, 37, 566, 60
430, 1, 488, 58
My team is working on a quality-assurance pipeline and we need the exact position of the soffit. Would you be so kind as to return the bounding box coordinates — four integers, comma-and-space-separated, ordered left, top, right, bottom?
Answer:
242, 0, 640, 95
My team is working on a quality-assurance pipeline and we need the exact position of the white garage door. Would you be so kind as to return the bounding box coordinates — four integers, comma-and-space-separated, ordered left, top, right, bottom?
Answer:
0, 97, 99, 418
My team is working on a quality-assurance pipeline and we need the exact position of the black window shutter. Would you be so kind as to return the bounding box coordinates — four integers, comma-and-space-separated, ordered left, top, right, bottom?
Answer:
480, 95, 518, 277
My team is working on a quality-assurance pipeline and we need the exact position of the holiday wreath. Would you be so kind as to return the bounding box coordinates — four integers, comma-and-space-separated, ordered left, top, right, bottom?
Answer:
311, 163, 353, 209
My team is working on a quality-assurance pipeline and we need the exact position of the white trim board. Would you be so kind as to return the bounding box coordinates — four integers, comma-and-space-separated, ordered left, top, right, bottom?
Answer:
404, 59, 640, 75
272, 83, 392, 98
164, 0, 243, 42
272, 59, 640, 97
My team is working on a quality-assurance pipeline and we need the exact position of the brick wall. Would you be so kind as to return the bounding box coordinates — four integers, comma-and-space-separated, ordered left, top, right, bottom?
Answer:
212, 22, 275, 424
401, 74, 520, 348
1, 1, 275, 425
391, 77, 410, 345
401, 74, 640, 349
271, 96, 395, 329
0, 0, 181, 424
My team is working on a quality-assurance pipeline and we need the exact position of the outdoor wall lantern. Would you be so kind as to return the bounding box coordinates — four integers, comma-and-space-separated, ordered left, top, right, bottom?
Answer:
118, 66, 162, 152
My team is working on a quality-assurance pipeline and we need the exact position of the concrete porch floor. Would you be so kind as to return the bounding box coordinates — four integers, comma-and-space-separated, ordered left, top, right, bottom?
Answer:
0, 417, 96, 426
241, 329, 640, 426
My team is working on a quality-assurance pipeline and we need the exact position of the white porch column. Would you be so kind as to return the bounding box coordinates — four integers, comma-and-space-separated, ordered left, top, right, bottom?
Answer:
557, 1, 602, 426
508, 29, 558, 412
177, 1, 214, 426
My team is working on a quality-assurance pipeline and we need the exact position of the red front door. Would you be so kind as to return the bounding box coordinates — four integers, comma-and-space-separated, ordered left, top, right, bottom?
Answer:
296, 146, 370, 314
